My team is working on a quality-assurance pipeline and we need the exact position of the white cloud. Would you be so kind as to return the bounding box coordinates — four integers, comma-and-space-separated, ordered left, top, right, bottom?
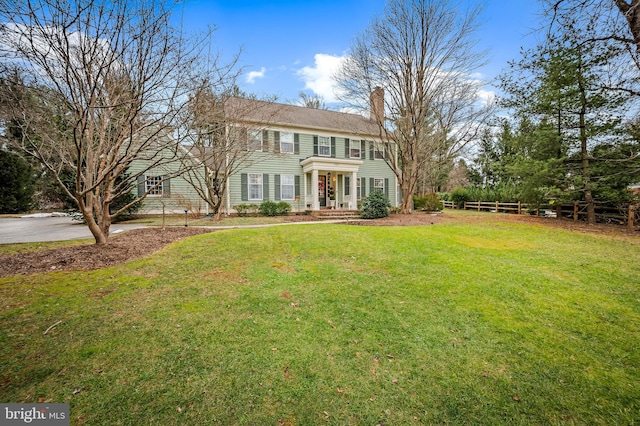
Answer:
296, 53, 346, 103
477, 89, 496, 106
245, 67, 266, 84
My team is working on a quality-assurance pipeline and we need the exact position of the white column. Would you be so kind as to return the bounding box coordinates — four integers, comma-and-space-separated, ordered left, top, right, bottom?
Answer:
303, 172, 308, 210
350, 171, 358, 210
311, 169, 319, 211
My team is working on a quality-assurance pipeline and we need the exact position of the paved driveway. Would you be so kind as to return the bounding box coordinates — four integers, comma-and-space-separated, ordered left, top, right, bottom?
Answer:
0, 215, 144, 244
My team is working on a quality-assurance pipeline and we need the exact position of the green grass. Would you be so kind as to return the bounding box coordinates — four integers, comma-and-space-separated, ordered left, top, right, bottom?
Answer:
1, 215, 639, 425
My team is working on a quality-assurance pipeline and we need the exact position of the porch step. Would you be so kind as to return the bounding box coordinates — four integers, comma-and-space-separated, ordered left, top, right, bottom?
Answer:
310, 210, 361, 220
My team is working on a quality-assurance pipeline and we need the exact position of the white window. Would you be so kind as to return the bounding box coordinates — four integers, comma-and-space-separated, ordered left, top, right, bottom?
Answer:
248, 130, 262, 151
249, 173, 263, 200
350, 139, 361, 159
146, 176, 163, 196
318, 136, 331, 157
374, 178, 385, 193
280, 132, 294, 154
281, 174, 294, 200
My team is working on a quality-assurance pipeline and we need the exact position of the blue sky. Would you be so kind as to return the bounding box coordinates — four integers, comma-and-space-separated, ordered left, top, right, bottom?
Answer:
178, 0, 544, 104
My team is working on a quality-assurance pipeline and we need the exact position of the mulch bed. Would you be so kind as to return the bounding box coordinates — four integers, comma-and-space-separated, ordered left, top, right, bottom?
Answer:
0, 213, 635, 278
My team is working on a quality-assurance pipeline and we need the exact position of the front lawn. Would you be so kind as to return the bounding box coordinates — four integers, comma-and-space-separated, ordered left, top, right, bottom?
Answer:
1, 217, 638, 424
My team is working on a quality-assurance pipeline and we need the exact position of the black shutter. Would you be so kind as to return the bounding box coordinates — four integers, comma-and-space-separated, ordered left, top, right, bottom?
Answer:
313, 136, 318, 156
362, 178, 366, 197
240, 173, 249, 201
361, 140, 366, 159
275, 174, 281, 200
295, 175, 301, 197
263, 174, 269, 200
274, 131, 280, 153
345, 138, 350, 158
345, 176, 350, 196
370, 178, 375, 194
369, 141, 374, 160
241, 173, 248, 201
294, 133, 300, 154
262, 130, 269, 151
137, 175, 145, 197
331, 137, 336, 158
162, 176, 171, 196
385, 178, 389, 199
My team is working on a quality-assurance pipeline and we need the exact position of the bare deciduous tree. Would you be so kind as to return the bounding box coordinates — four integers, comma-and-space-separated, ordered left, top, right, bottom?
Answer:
546, 0, 640, 96
179, 86, 279, 219
0, 0, 237, 244
335, 0, 493, 213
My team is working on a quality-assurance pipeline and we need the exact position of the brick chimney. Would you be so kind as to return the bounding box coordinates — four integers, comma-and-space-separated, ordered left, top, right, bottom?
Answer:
370, 86, 384, 124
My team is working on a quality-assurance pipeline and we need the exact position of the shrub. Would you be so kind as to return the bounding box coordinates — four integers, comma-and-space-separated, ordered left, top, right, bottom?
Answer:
259, 200, 290, 216
450, 187, 470, 209
235, 203, 259, 217
413, 193, 443, 212
275, 201, 291, 216
413, 195, 427, 211
258, 201, 278, 216
360, 190, 391, 219
422, 193, 443, 212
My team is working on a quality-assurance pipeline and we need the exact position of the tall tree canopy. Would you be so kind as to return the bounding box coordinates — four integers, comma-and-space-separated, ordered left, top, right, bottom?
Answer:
335, 0, 493, 213
0, 0, 238, 244
498, 11, 639, 222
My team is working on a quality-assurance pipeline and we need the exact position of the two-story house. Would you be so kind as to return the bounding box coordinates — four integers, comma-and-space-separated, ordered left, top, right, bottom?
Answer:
134, 91, 399, 215
222, 93, 398, 213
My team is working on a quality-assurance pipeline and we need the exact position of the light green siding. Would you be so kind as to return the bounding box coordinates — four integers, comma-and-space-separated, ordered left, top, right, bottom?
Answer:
128, 148, 207, 215
227, 129, 397, 212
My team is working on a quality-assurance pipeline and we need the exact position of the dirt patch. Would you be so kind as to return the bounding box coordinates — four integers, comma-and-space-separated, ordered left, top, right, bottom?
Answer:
0, 227, 214, 278
0, 212, 636, 278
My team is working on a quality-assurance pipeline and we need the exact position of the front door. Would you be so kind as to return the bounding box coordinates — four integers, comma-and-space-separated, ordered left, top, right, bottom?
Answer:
318, 175, 326, 207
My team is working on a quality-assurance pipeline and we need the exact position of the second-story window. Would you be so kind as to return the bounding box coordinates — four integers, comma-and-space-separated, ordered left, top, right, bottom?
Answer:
318, 136, 331, 157
248, 130, 262, 151
350, 139, 361, 159
280, 132, 294, 154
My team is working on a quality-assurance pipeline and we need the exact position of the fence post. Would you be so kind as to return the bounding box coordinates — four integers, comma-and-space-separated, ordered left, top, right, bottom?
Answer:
463, 201, 467, 210
555, 204, 561, 220
496, 201, 499, 213
518, 201, 521, 215
629, 205, 635, 231
478, 201, 480, 212
573, 201, 579, 222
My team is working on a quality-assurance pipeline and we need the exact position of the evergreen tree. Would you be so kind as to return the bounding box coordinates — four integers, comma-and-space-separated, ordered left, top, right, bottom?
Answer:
0, 150, 35, 213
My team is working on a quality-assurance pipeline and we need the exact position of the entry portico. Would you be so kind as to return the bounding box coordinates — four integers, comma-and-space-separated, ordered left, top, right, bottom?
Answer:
301, 156, 363, 211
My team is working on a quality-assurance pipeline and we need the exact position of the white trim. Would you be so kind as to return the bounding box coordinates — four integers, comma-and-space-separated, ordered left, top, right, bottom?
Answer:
281, 174, 295, 200
280, 131, 294, 154
145, 175, 163, 197
349, 138, 362, 159
248, 173, 263, 201
318, 136, 331, 157
300, 157, 363, 173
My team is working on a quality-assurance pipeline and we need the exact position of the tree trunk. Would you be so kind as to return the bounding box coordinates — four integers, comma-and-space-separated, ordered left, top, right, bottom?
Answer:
577, 49, 595, 225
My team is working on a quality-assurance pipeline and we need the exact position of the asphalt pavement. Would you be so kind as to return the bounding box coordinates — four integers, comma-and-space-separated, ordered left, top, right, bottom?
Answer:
0, 214, 144, 244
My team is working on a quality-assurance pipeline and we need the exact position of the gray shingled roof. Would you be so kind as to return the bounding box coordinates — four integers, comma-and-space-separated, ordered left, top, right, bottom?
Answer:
224, 96, 381, 137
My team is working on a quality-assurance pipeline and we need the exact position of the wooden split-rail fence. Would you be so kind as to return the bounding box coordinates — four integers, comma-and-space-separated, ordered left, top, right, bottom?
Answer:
442, 200, 638, 231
